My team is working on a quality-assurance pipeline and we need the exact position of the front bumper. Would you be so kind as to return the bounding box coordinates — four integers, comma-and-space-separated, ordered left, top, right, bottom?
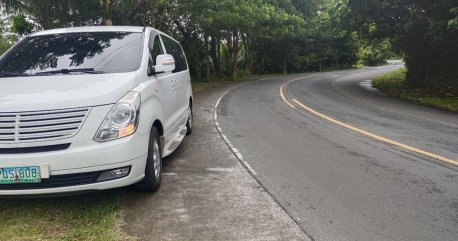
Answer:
0, 133, 149, 195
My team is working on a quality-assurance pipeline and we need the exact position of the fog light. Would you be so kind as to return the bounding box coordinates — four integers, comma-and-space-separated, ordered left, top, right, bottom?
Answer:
97, 167, 131, 182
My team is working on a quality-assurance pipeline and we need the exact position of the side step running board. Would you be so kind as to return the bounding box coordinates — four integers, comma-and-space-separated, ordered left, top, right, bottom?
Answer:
162, 126, 187, 157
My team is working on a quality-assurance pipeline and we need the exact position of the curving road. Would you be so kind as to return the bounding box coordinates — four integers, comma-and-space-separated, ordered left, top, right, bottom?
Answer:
217, 64, 458, 241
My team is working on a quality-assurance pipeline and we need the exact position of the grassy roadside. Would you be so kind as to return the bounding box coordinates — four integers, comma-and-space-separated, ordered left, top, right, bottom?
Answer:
0, 191, 126, 241
0, 75, 273, 241
192, 80, 235, 93
373, 68, 458, 112
192, 74, 280, 93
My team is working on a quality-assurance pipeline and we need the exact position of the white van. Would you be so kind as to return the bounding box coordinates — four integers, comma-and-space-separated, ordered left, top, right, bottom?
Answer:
0, 26, 193, 195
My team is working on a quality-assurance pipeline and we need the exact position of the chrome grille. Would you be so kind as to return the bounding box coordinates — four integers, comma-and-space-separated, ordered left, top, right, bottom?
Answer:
0, 108, 89, 143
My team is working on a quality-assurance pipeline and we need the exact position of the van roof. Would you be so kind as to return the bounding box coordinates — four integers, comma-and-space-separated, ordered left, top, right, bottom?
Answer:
31, 26, 145, 36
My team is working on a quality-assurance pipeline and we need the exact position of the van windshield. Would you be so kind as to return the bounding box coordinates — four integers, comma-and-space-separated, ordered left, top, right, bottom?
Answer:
0, 31, 143, 77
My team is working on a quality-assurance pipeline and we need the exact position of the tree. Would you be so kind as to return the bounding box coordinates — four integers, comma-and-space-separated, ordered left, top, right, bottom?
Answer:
11, 15, 33, 36
1, 0, 412, 84
348, 0, 458, 94
1, 0, 102, 29
0, 19, 13, 55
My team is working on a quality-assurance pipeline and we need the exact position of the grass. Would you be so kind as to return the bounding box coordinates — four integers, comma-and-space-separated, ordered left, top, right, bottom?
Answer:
192, 73, 280, 93
372, 68, 458, 112
192, 79, 235, 93
0, 191, 127, 241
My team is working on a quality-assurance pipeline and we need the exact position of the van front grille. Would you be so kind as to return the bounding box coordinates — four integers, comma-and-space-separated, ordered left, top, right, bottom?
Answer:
0, 108, 89, 144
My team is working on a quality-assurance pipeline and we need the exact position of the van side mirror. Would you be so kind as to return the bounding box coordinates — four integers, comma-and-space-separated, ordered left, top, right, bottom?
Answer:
150, 54, 175, 75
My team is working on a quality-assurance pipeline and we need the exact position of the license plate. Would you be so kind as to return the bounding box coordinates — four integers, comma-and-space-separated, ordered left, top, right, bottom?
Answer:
0, 166, 41, 184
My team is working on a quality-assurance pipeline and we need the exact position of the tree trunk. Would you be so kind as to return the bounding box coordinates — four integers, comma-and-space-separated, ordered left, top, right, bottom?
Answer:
204, 35, 211, 82
189, 38, 202, 81
210, 37, 223, 79
193, 54, 202, 81
101, 0, 113, 26
227, 29, 240, 81
242, 34, 253, 73
217, 37, 221, 63
35, 1, 53, 29
282, 50, 288, 74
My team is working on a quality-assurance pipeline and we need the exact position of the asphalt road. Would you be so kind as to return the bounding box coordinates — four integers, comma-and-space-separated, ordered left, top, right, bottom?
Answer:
217, 65, 458, 241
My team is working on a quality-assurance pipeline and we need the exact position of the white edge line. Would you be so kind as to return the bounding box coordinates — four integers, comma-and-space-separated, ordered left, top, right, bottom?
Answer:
212, 75, 318, 241
213, 81, 259, 175
213, 75, 320, 179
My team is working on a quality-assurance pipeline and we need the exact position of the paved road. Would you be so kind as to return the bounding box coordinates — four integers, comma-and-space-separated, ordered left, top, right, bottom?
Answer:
217, 65, 458, 241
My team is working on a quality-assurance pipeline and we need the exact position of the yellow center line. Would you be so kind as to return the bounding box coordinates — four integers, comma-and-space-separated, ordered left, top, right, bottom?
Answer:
279, 80, 458, 167
279, 84, 296, 109
279, 75, 320, 109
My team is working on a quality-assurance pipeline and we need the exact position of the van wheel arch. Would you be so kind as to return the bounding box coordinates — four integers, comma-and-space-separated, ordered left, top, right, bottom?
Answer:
152, 120, 164, 152
153, 120, 163, 137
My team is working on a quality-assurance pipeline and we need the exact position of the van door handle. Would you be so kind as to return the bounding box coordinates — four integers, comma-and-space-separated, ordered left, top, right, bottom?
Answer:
171, 79, 177, 90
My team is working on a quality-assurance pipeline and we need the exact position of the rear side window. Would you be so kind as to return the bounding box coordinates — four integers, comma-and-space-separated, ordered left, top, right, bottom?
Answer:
161, 35, 187, 73
149, 35, 163, 66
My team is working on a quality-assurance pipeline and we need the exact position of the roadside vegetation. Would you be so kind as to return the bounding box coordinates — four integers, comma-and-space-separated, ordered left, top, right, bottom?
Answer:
2, 1, 455, 95
0, 191, 125, 241
0, 0, 394, 81
373, 69, 458, 112
349, 0, 458, 96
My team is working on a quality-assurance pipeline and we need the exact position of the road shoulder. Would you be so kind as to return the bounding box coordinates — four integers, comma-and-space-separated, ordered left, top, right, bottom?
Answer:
120, 80, 310, 241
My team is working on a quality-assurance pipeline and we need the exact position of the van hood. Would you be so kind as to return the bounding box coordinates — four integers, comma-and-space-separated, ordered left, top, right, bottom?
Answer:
0, 73, 139, 112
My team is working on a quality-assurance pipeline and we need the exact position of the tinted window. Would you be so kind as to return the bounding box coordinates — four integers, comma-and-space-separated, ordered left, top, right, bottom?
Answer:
161, 35, 187, 73
0, 32, 143, 76
149, 35, 163, 66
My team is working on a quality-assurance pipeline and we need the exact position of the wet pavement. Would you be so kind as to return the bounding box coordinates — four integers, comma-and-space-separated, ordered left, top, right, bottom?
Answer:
121, 81, 310, 241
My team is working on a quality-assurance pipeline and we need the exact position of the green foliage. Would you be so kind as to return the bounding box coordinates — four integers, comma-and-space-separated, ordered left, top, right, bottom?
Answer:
11, 15, 33, 35
0, 37, 12, 56
0, 19, 14, 55
373, 68, 458, 111
0, 40, 10, 55
304, 0, 358, 71
1, 0, 102, 29
358, 39, 392, 66
1, 0, 396, 82
348, 0, 458, 95
448, 7, 458, 30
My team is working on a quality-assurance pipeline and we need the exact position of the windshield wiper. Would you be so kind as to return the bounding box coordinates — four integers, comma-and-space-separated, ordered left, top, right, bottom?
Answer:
35, 68, 104, 75
0, 72, 30, 78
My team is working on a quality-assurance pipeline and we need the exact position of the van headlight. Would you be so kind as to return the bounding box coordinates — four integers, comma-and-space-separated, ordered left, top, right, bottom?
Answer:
94, 92, 141, 142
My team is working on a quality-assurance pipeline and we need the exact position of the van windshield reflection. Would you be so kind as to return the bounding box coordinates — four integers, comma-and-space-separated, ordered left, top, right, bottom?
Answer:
0, 32, 143, 77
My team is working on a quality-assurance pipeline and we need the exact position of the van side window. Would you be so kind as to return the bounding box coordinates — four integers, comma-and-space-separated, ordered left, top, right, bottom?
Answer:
149, 35, 163, 66
161, 35, 188, 73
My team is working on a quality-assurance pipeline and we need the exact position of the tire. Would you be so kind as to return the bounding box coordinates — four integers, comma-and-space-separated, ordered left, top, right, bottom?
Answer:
185, 104, 193, 135
135, 126, 162, 192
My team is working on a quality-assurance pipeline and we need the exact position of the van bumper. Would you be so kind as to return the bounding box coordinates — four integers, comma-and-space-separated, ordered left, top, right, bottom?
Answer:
0, 134, 149, 196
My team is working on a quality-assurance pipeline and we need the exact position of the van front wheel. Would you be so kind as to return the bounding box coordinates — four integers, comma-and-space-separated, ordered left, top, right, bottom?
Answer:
135, 126, 162, 192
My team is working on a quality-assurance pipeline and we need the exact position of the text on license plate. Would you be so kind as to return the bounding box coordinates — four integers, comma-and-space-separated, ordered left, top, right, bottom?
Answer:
0, 166, 41, 184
